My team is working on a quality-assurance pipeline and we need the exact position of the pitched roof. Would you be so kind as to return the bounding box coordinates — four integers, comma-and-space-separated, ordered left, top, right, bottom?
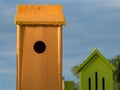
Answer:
74, 48, 116, 74
15, 4, 66, 25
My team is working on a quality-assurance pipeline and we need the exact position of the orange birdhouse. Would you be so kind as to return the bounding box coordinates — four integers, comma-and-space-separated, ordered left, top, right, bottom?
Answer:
15, 4, 65, 90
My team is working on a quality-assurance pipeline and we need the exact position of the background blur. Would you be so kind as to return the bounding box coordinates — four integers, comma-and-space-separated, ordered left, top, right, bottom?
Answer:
0, 0, 120, 90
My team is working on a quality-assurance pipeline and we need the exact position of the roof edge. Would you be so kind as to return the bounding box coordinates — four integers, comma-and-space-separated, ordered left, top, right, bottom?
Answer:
15, 4, 66, 26
74, 48, 116, 74
15, 21, 66, 26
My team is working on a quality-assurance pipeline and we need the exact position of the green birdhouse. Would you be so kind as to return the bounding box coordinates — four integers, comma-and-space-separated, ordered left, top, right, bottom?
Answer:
75, 48, 115, 90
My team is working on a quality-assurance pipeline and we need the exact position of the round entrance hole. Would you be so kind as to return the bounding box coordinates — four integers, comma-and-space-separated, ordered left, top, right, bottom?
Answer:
33, 41, 46, 54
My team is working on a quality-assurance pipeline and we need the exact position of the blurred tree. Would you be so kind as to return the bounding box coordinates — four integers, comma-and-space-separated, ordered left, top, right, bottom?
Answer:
71, 65, 79, 90
109, 55, 120, 82
71, 65, 79, 78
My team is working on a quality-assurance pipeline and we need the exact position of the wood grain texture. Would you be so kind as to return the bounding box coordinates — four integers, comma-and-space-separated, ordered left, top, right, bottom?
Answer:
17, 26, 62, 90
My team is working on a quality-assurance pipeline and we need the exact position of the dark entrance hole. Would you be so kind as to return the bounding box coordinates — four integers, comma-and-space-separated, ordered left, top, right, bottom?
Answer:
34, 41, 46, 54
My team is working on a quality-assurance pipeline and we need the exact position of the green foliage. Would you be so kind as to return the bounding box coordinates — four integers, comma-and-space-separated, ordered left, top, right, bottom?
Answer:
71, 66, 79, 90
109, 55, 120, 82
71, 65, 79, 78
114, 82, 120, 90
65, 81, 74, 90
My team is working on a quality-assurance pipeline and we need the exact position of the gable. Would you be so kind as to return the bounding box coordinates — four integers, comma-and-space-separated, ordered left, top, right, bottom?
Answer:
80, 54, 113, 73
75, 48, 116, 74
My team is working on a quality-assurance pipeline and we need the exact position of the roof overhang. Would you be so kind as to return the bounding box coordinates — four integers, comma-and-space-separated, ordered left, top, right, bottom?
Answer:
15, 4, 66, 25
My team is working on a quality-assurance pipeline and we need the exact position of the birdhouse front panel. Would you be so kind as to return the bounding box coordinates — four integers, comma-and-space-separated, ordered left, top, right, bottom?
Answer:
80, 55, 114, 90
17, 26, 62, 90
75, 49, 115, 90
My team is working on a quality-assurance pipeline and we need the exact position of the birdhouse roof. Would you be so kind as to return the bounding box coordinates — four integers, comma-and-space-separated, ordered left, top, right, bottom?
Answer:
15, 4, 66, 25
74, 48, 116, 74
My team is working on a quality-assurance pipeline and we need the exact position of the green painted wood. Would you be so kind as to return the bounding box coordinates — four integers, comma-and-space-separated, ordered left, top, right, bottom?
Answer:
65, 81, 74, 90
75, 48, 116, 90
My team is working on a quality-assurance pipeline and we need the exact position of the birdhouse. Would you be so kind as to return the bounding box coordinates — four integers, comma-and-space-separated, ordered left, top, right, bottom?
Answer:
15, 5, 65, 90
75, 49, 115, 90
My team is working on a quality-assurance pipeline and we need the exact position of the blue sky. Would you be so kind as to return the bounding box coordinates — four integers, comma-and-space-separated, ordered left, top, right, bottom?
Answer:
0, 0, 120, 90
